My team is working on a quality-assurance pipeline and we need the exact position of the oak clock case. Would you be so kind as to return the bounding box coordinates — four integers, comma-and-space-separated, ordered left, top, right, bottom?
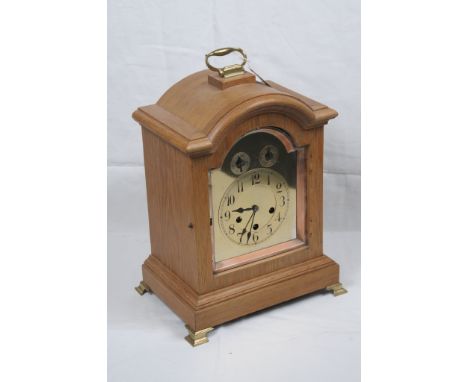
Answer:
132, 47, 347, 347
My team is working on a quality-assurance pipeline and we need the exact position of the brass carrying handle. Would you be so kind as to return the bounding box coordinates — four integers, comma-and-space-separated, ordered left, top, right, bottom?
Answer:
205, 47, 247, 78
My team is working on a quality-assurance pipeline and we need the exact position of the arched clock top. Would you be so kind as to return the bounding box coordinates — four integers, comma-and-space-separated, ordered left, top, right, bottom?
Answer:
133, 50, 345, 342
220, 128, 296, 175
132, 70, 337, 158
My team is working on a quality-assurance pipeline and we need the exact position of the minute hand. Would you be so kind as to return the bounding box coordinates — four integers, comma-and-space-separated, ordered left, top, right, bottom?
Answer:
246, 210, 257, 244
238, 211, 254, 243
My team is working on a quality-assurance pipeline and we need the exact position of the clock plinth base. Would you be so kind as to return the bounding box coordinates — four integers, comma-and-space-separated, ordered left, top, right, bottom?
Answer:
140, 253, 341, 333
135, 281, 151, 296
184, 325, 214, 347
326, 282, 348, 296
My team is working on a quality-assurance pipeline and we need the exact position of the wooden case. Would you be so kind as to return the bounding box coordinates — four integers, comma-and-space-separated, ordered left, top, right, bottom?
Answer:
133, 70, 340, 332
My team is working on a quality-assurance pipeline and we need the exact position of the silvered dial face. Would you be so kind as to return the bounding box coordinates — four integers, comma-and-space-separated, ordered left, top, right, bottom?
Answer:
218, 168, 289, 246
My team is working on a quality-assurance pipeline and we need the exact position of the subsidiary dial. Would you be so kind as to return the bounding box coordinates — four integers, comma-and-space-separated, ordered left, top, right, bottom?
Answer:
230, 152, 251, 175
259, 145, 279, 167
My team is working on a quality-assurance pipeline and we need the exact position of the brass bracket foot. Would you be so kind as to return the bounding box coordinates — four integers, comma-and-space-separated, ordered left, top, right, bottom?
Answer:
326, 282, 348, 296
135, 281, 151, 296
184, 325, 214, 347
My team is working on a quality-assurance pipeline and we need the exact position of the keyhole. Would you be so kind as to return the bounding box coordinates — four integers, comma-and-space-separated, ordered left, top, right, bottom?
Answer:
265, 147, 273, 161
235, 156, 245, 171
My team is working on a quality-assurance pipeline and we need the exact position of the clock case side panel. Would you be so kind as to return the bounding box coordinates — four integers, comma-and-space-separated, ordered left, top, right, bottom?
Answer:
194, 113, 326, 293
140, 127, 201, 291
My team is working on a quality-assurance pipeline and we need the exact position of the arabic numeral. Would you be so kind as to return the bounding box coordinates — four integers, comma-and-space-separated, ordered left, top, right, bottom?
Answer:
280, 195, 286, 207
251, 172, 261, 185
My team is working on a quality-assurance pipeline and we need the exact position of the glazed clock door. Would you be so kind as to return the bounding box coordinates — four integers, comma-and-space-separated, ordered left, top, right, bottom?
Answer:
209, 128, 305, 271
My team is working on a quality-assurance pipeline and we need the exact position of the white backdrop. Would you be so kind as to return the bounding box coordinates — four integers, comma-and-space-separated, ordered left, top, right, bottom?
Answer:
108, 1, 360, 381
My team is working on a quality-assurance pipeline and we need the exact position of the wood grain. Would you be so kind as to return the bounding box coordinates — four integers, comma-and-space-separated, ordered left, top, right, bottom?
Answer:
141, 129, 200, 290
208, 70, 256, 89
133, 70, 337, 157
135, 69, 340, 330
142, 253, 339, 331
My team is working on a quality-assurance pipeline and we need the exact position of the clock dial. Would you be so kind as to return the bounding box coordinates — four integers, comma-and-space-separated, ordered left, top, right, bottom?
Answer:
230, 152, 251, 175
210, 129, 298, 265
259, 145, 279, 167
218, 168, 289, 246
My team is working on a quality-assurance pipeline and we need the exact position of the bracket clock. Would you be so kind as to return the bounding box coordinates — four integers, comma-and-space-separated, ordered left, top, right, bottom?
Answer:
133, 48, 347, 346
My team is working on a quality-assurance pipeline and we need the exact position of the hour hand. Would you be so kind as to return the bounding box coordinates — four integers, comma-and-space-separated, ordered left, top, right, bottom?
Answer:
232, 207, 253, 213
